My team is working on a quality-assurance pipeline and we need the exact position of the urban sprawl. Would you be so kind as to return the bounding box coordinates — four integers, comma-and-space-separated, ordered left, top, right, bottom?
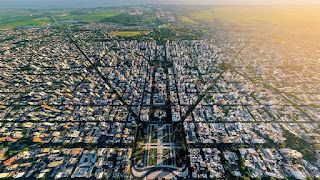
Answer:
0, 6, 320, 180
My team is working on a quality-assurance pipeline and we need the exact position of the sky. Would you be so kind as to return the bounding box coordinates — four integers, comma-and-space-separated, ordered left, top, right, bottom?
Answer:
1, 0, 320, 9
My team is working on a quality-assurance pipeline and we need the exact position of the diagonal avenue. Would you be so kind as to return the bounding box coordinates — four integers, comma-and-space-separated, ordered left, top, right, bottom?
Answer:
48, 13, 142, 123
179, 41, 250, 124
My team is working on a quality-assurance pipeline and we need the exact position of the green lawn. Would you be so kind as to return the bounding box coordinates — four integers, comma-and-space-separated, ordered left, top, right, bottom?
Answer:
150, 128, 158, 143
148, 149, 157, 166
162, 149, 172, 165
162, 125, 172, 143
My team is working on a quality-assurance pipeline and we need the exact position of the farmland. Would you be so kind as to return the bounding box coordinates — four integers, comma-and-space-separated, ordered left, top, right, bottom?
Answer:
0, 10, 52, 29
212, 5, 320, 32
0, 8, 122, 29
180, 16, 198, 24
56, 9, 122, 23
188, 9, 213, 22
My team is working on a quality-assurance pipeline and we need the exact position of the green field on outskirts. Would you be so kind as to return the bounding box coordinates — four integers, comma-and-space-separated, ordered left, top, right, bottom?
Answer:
109, 31, 150, 37
0, 10, 52, 29
180, 16, 198, 24
213, 5, 320, 32
57, 10, 122, 23
188, 10, 213, 22
0, 9, 122, 29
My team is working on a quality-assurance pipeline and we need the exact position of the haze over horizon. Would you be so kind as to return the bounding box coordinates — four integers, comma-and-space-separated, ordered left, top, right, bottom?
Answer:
1, 0, 320, 9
